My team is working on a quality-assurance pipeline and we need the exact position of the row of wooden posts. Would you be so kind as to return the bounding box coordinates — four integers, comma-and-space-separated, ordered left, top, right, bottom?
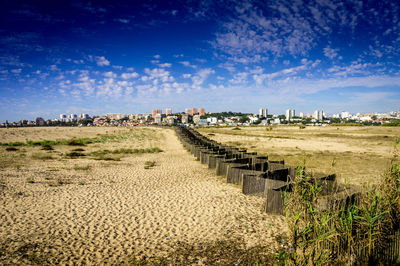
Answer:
174, 126, 400, 263
174, 126, 351, 214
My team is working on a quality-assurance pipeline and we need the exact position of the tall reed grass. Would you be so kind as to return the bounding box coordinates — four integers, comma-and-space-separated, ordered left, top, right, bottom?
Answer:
283, 138, 400, 264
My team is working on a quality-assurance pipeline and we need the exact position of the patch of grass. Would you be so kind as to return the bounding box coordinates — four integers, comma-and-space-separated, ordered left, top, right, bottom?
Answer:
78, 182, 85, 185
232, 127, 241, 130
5, 147, 19, 151
26, 180, 34, 184
89, 147, 162, 160
31, 152, 54, 160
0, 141, 25, 146
65, 151, 86, 158
48, 184, 57, 187
92, 155, 121, 161
41, 144, 54, 150
0, 135, 124, 148
72, 148, 85, 152
73, 165, 91, 171
144, 161, 156, 169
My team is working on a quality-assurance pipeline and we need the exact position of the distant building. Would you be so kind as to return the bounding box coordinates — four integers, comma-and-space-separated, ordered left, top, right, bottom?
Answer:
35, 117, 45, 126
199, 108, 205, 116
259, 108, 268, 118
59, 114, 66, 120
285, 109, 295, 121
299, 112, 304, 118
193, 115, 201, 124
166, 116, 176, 125
207, 117, 217, 124
152, 109, 162, 119
313, 110, 324, 121
197, 119, 208, 126
154, 113, 162, 124
79, 113, 89, 120
185, 108, 192, 115
192, 107, 198, 115
165, 108, 172, 116
340, 111, 351, 119
68, 114, 78, 121
181, 114, 191, 124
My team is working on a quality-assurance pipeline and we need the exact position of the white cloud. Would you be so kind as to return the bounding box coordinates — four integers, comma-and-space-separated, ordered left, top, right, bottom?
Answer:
158, 63, 172, 68
91, 56, 110, 66
153, 54, 161, 59
229, 72, 248, 84
121, 72, 139, 79
103, 71, 117, 78
191, 68, 215, 88
117, 18, 130, 24
179, 61, 197, 68
11, 69, 22, 74
182, 74, 191, 78
323, 46, 339, 59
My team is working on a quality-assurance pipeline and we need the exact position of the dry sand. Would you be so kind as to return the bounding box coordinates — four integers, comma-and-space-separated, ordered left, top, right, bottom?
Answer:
0, 127, 286, 264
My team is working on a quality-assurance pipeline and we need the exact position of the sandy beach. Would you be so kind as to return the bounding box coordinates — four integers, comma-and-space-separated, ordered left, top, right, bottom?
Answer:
0, 127, 286, 264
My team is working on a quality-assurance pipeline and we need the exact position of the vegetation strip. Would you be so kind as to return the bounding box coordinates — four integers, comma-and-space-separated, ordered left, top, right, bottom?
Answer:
0, 135, 127, 147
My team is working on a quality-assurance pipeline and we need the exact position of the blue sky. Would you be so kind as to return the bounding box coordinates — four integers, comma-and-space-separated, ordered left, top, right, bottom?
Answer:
1, 0, 400, 121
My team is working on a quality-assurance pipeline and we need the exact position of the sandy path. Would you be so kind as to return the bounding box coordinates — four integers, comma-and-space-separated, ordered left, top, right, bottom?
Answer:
0, 128, 286, 264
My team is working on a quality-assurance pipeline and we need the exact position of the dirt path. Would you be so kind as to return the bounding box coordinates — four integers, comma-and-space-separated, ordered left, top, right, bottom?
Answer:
0, 128, 287, 264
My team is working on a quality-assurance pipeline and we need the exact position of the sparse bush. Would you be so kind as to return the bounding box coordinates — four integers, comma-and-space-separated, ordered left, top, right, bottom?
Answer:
144, 161, 156, 169
65, 151, 86, 158
26, 180, 34, 184
72, 148, 85, 152
5, 147, 18, 151
41, 144, 54, 150
67, 139, 86, 146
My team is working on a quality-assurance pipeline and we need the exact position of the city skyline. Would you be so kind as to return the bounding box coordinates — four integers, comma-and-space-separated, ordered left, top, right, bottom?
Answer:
1, 0, 400, 121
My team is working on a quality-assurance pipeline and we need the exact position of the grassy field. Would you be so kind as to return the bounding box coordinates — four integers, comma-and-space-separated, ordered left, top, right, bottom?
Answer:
197, 125, 400, 184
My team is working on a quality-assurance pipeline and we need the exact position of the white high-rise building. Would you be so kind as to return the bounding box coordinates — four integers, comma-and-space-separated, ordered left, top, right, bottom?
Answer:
286, 109, 295, 121
299, 112, 304, 118
259, 108, 268, 118
314, 110, 324, 121
340, 111, 351, 119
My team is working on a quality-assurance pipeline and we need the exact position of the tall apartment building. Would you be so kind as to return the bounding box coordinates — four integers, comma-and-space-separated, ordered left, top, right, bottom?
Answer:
285, 109, 295, 121
259, 108, 268, 117
79, 113, 89, 120
68, 114, 78, 121
199, 108, 205, 116
165, 108, 172, 115
59, 114, 66, 120
185, 108, 192, 115
152, 109, 162, 119
314, 110, 324, 121
192, 108, 198, 115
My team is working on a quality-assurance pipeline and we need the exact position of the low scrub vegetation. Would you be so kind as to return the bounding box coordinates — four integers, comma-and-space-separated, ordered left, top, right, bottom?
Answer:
144, 161, 156, 169
282, 139, 400, 265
